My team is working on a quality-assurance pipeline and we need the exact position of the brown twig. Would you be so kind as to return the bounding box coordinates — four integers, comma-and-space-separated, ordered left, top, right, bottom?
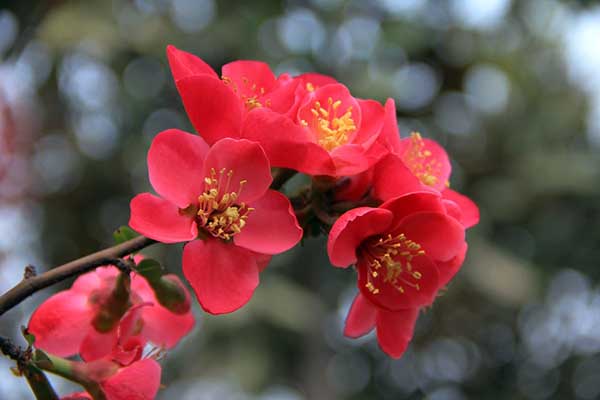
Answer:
0, 236, 155, 317
1, 336, 59, 400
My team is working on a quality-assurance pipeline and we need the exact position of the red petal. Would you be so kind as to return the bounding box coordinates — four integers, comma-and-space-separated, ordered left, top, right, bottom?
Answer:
443, 199, 462, 222
202, 138, 272, 203
380, 192, 446, 230
330, 144, 371, 176
147, 129, 209, 208
327, 207, 393, 267
71, 267, 115, 294
261, 78, 300, 114
61, 393, 92, 400
234, 190, 302, 254
437, 243, 468, 287
242, 108, 336, 176
372, 154, 423, 201
297, 83, 362, 143
252, 252, 272, 272
397, 212, 465, 262
28, 291, 92, 357
357, 253, 440, 310
80, 329, 118, 362
399, 136, 451, 191
176, 75, 244, 145
131, 275, 195, 349
166, 45, 217, 81
376, 308, 419, 359
379, 98, 403, 154
295, 73, 338, 88
442, 189, 480, 229
101, 359, 161, 400
221, 60, 277, 100
353, 99, 385, 145
129, 193, 198, 243
344, 293, 377, 338
183, 239, 259, 314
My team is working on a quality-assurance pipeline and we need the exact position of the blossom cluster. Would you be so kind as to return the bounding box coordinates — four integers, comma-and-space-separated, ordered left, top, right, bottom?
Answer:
27, 45, 478, 399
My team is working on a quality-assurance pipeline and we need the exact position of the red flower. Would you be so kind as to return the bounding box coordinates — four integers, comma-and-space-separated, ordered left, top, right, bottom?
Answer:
60, 358, 160, 400
373, 130, 479, 229
167, 45, 299, 140
28, 265, 194, 359
328, 192, 465, 311
166, 45, 386, 177
129, 130, 302, 314
327, 192, 467, 357
62, 306, 162, 400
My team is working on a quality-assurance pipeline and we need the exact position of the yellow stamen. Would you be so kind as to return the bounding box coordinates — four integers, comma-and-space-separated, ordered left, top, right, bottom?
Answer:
361, 233, 426, 295
306, 97, 356, 151
403, 132, 443, 187
195, 168, 253, 240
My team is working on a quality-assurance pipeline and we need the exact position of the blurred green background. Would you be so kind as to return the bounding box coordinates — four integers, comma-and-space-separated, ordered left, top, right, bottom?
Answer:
1, 0, 600, 399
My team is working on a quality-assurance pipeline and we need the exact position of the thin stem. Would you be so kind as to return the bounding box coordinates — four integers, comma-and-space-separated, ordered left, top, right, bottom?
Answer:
1, 337, 59, 400
34, 352, 107, 400
0, 236, 155, 317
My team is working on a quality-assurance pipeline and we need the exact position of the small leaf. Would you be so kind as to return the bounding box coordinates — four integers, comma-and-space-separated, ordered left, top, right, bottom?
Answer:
135, 259, 164, 282
22, 326, 36, 346
113, 226, 138, 245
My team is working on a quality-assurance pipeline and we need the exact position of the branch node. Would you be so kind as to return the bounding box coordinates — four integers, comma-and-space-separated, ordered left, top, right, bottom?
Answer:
23, 265, 37, 280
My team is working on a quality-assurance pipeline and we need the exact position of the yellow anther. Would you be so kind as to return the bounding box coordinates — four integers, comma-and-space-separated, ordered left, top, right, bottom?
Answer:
194, 168, 254, 240
403, 132, 442, 187
304, 97, 356, 151
361, 233, 426, 295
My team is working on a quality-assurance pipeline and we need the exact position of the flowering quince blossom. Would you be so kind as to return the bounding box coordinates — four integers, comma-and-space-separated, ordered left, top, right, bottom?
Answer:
369, 102, 479, 228
166, 45, 387, 177
61, 305, 162, 400
129, 129, 302, 314
28, 264, 194, 359
327, 192, 467, 357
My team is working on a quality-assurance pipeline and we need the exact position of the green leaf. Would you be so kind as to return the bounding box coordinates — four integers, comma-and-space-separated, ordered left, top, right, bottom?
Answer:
22, 327, 36, 346
135, 259, 164, 282
113, 226, 138, 245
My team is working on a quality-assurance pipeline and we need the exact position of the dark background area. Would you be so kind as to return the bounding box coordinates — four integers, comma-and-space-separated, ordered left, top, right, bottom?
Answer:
1, 0, 600, 399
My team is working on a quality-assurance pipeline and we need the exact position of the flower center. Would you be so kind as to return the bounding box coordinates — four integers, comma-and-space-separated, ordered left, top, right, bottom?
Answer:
301, 97, 356, 151
196, 168, 253, 240
402, 132, 442, 187
361, 233, 425, 295
222, 75, 269, 110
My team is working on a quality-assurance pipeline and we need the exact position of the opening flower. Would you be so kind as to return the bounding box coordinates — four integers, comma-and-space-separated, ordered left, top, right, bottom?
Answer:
373, 128, 480, 229
129, 130, 302, 314
327, 192, 466, 311
166, 45, 386, 177
28, 264, 195, 359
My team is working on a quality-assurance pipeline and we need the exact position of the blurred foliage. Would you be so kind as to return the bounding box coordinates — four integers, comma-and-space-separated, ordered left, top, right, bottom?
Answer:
1, 0, 600, 399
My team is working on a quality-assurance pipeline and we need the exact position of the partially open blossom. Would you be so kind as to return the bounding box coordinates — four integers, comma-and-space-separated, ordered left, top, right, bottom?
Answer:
367, 124, 480, 229
61, 306, 162, 400
166, 45, 386, 177
167, 45, 299, 139
28, 264, 194, 358
344, 242, 467, 358
328, 192, 468, 357
129, 130, 302, 314
328, 192, 466, 311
